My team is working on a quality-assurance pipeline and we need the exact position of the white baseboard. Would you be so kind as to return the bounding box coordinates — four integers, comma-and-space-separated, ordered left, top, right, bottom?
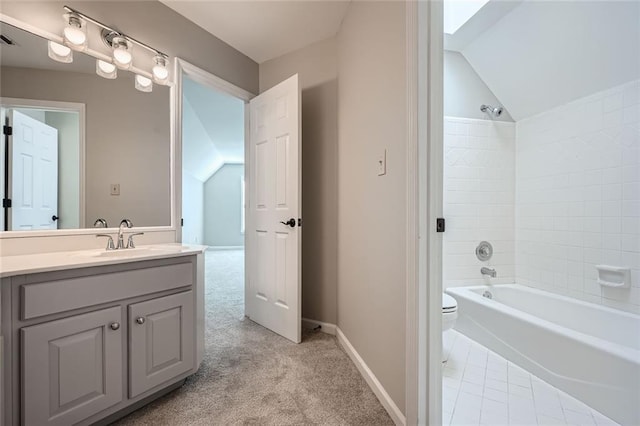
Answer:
301, 318, 336, 335
336, 327, 406, 426
207, 246, 244, 251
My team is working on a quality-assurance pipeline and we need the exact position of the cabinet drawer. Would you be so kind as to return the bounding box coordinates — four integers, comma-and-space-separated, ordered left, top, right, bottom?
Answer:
21, 261, 193, 320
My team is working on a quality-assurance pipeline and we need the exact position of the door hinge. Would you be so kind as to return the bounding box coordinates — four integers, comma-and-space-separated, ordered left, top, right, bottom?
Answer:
298, 218, 302, 227
436, 218, 445, 233
181, 218, 184, 227
2, 125, 12, 136
2, 199, 11, 208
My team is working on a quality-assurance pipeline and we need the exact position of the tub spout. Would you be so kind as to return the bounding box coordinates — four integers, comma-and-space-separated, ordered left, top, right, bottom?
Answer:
481, 267, 497, 278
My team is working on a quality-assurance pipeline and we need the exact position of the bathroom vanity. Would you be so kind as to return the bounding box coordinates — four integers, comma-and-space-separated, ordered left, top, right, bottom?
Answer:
0, 245, 206, 425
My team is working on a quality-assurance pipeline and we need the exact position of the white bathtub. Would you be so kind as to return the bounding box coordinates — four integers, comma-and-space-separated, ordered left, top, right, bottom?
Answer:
446, 284, 640, 426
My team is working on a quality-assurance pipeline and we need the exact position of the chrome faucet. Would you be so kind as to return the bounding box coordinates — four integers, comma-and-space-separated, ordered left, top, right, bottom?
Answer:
481, 267, 497, 278
93, 218, 108, 228
117, 219, 133, 249
96, 234, 116, 250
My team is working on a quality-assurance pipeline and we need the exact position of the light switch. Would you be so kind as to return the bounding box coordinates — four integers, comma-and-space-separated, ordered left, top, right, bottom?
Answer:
377, 149, 387, 176
110, 183, 120, 196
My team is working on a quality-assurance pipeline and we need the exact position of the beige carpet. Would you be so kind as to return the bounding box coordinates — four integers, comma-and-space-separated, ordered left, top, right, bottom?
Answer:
114, 249, 393, 426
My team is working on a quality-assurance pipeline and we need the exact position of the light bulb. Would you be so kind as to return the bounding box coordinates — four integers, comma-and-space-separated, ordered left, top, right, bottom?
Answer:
48, 40, 73, 63
96, 60, 117, 79
135, 75, 153, 92
64, 26, 86, 46
112, 36, 132, 69
152, 56, 169, 83
113, 48, 132, 67
63, 13, 87, 50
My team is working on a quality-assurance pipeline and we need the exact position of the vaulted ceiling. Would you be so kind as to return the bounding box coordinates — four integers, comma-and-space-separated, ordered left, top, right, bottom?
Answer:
450, 0, 640, 121
182, 76, 244, 182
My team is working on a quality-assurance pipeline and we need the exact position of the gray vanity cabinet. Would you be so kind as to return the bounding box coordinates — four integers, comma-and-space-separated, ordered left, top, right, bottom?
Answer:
128, 291, 194, 398
0, 254, 204, 426
21, 306, 123, 426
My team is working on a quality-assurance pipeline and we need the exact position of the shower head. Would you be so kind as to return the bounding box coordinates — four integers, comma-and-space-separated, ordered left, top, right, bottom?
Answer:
480, 104, 503, 118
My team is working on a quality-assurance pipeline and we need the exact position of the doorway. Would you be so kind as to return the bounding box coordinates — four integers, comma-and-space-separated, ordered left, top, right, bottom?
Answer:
0, 99, 85, 232
180, 72, 247, 341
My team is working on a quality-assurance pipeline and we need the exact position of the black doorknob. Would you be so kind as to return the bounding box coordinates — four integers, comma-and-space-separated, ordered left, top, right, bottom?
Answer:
280, 218, 296, 228
52, 215, 59, 221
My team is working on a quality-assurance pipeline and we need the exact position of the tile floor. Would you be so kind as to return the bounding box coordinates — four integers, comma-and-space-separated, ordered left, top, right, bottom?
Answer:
442, 330, 619, 426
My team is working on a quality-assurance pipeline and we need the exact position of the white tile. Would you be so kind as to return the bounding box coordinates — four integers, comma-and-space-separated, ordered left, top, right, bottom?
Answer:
485, 378, 509, 392
559, 393, 592, 415
534, 400, 565, 421
442, 331, 620, 426
460, 381, 484, 397
508, 373, 532, 389
482, 398, 509, 416
537, 414, 566, 425
457, 391, 484, 410
509, 383, 534, 398
484, 387, 509, 404
563, 409, 595, 425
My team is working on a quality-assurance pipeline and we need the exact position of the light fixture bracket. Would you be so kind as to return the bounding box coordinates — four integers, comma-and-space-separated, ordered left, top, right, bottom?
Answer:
100, 29, 122, 49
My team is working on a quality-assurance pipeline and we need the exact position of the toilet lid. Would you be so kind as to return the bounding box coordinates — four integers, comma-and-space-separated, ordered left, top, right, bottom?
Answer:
443, 293, 457, 312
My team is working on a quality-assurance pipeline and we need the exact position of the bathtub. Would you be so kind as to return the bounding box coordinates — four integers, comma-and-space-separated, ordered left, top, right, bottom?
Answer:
446, 284, 640, 426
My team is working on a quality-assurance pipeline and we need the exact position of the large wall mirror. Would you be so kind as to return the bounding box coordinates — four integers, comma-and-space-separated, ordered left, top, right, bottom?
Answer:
0, 21, 171, 233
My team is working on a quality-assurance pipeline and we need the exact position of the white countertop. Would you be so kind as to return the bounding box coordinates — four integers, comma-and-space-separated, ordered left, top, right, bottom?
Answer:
0, 243, 208, 278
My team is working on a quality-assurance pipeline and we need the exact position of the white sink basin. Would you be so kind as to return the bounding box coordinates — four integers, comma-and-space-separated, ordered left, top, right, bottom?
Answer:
75, 245, 185, 258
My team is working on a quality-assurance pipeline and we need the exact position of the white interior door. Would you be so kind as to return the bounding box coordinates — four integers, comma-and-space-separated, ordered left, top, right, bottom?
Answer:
9, 110, 59, 230
246, 74, 301, 343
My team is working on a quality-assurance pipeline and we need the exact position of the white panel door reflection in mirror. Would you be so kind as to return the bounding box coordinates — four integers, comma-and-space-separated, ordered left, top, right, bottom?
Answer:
247, 74, 301, 343
9, 110, 58, 230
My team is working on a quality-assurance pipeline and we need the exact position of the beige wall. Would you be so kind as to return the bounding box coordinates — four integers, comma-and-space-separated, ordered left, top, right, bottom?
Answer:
0, 1, 258, 94
336, 1, 407, 413
2, 66, 171, 227
260, 37, 339, 325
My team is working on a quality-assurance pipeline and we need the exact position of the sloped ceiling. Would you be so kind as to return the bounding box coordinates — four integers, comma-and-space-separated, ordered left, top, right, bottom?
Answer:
460, 0, 640, 121
159, 0, 350, 63
182, 77, 244, 182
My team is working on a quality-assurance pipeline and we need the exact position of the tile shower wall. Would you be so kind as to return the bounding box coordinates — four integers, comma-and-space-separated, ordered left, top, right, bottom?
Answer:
444, 117, 516, 287
516, 80, 640, 314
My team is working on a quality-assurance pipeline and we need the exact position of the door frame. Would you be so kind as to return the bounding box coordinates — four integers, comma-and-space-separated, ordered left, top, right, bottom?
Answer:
173, 59, 255, 314
405, 1, 443, 425
0, 97, 86, 230
173, 58, 255, 242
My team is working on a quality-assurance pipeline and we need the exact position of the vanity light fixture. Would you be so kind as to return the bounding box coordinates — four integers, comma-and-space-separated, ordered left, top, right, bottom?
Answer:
96, 59, 117, 79
152, 55, 169, 84
135, 74, 153, 93
111, 36, 132, 69
47, 40, 73, 63
62, 12, 87, 50
46, 6, 172, 90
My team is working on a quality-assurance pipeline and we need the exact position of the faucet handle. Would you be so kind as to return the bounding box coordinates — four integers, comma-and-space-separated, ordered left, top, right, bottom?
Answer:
127, 232, 144, 249
96, 234, 116, 250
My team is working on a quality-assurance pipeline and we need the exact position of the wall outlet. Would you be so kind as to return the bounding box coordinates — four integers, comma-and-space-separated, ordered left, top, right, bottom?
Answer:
110, 183, 120, 196
377, 149, 387, 176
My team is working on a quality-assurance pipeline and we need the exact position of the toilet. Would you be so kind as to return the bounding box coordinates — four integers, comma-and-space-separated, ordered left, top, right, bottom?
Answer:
442, 293, 458, 363
442, 293, 458, 332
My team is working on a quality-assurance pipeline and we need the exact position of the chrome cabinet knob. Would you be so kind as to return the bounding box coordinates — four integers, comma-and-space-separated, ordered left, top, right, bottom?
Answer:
136, 317, 145, 325
109, 322, 120, 331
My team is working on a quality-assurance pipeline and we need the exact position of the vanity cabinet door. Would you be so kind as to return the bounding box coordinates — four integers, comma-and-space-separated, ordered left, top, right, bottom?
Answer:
21, 307, 123, 426
129, 291, 194, 398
